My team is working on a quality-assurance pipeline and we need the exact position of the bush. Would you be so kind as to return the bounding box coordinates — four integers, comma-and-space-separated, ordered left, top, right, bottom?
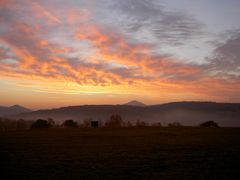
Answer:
105, 114, 124, 127
31, 119, 52, 128
200, 121, 219, 128
62, 120, 78, 128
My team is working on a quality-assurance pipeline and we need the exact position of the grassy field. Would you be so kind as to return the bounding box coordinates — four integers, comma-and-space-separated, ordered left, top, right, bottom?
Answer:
0, 127, 240, 179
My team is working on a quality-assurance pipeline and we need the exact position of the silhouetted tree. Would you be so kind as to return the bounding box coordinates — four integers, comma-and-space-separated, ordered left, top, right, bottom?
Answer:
62, 120, 78, 127
82, 118, 91, 128
105, 114, 124, 127
31, 119, 52, 128
16, 119, 28, 130
200, 121, 219, 128
0, 118, 4, 132
91, 121, 99, 128
0, 118, 34, 131
136, 119, 148, 127
0, 118, 18, 131
126, 121, 133, 127
47, 118, 55, 127
167, 122, 182, 127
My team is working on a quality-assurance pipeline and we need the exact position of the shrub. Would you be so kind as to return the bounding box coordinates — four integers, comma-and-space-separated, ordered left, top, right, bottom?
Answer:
62, 120, 78, 127
31, 119, 52, 128
200, 121, 219, 128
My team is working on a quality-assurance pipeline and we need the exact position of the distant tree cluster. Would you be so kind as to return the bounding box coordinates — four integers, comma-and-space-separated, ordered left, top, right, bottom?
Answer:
0, 118, 33, 132
0, 115, 164, 131
200, 121, 219, 128
30, 119, 79, 128
167, 122, 183, 127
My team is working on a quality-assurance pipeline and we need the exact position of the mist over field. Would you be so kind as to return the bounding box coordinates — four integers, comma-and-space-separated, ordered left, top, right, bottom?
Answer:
6, 102, 240, 127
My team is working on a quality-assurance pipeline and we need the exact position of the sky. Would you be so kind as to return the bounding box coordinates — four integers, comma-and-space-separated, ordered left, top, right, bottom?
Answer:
0, 0, 240, 109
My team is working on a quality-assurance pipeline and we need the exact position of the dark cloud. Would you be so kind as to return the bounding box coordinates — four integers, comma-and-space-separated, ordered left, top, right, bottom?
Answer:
94, 0, 204, 46
0, 44, 14, 60
207, 31, 240, 77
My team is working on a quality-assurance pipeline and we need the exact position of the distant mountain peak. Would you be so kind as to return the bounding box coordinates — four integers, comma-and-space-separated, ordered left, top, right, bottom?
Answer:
124, 100, 146, 107
9, 104, 31, 111
10, 104, 24, 108
0, 105, 32, 117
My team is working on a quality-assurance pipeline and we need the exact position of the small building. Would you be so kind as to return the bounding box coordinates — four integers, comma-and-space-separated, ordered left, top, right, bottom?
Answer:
91, 121, 99, 128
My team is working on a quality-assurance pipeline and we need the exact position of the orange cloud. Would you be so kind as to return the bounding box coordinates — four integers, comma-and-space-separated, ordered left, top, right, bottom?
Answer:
75, 23, 203, 81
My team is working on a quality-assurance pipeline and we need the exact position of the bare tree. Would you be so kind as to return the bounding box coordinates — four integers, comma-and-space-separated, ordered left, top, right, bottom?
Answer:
105, 114, 124, 127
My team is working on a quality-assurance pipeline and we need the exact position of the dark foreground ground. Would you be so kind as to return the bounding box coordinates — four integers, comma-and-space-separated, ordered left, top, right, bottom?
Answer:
0, 127, 240, 180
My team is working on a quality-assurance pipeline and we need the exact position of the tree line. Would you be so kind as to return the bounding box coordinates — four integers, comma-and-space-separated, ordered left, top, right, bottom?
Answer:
0, 115, 219, 131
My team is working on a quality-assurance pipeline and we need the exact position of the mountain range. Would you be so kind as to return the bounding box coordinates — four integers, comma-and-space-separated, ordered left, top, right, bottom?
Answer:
5, 101, 240, 127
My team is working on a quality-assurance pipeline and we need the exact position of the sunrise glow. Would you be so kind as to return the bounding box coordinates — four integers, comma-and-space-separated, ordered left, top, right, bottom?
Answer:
1, 0, 240, 109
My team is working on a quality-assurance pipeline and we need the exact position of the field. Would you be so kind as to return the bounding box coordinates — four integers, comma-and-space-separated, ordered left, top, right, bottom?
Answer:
0, 127, 240, 179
